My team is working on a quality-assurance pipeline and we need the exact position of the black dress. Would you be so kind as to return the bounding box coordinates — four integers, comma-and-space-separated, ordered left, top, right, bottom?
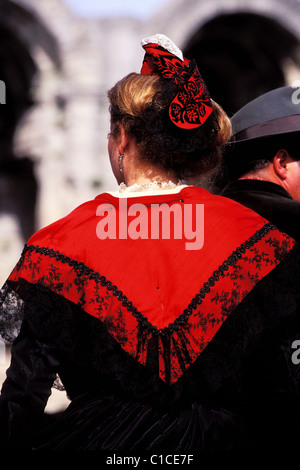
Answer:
0, 186, 300, 451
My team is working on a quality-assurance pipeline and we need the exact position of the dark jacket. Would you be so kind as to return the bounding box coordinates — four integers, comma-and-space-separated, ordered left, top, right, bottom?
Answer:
220, 179, 300, 241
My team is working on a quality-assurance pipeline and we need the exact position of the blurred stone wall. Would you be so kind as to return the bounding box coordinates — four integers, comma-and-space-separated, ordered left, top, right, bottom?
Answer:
0, 0, 299, 413
0, 0, 299, 286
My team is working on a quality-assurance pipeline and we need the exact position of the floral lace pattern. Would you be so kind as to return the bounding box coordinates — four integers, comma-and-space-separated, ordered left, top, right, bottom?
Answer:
141, 41, 213, 130
0, 282, 24, 343
1, 222, 295, 385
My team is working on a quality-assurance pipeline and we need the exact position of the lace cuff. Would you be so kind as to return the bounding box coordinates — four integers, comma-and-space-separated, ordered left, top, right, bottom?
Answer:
0, 282, 24, 343
0, 280, 65, 391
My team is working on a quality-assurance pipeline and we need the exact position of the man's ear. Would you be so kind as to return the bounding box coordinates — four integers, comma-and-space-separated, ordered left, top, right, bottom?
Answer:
273, 149, 290, 180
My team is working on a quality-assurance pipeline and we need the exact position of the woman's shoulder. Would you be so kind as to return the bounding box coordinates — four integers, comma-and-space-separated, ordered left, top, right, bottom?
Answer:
27, 194, 108, 247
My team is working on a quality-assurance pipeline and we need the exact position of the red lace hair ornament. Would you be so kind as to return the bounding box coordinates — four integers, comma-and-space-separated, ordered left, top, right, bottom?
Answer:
141, 34, 214, 130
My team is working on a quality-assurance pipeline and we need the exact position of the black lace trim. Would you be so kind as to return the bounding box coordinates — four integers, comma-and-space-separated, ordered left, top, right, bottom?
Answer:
19, 222, 275, 337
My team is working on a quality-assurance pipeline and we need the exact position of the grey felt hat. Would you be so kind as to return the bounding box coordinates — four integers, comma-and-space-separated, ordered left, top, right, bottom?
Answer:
231, 86, 300, 143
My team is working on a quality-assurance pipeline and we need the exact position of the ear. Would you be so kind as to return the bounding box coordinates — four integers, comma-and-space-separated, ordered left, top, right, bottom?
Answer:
118, 125, 129, 155
273, 149, 290, 180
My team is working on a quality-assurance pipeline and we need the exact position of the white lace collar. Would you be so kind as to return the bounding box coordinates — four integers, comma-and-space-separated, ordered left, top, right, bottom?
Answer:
107, 181, 188, 197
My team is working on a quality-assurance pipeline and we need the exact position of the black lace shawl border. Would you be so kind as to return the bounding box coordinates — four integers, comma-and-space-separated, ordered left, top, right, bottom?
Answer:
18, 222, 275, 337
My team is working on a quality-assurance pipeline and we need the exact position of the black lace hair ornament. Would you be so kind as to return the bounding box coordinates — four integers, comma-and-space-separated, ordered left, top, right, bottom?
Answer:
140, 36, 220, 154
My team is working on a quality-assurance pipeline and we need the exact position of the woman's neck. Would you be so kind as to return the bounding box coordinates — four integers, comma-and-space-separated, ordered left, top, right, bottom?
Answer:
118, 138, 179, 187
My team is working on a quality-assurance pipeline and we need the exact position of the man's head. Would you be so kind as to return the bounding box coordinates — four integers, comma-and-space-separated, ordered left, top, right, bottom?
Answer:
224, 86, 300, 200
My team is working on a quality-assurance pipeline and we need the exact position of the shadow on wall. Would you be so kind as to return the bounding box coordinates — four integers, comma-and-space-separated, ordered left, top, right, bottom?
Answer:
0, 0, 61, 242
184, 12, 300, 116
0, 25, 38, 241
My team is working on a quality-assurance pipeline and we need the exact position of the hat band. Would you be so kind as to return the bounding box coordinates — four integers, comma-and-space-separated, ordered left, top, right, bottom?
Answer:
234, 115, 300, 142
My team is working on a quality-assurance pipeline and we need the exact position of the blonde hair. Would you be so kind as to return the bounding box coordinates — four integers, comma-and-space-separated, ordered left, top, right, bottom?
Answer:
109, 73, 161, 118
108, 72, 232, 178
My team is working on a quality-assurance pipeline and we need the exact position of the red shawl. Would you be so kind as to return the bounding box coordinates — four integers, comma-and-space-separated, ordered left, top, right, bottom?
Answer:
9, 187, 295, 383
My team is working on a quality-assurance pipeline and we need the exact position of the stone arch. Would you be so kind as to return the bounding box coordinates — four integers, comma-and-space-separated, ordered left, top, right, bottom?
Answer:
155, 0, 300, 44
183, 12, 300, 114
153, 0, 300, 114
0, 0, 61, 240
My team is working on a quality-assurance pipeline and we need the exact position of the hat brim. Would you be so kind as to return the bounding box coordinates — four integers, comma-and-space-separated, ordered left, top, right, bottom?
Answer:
225, 130, 300, 165
231, 115, 300, 144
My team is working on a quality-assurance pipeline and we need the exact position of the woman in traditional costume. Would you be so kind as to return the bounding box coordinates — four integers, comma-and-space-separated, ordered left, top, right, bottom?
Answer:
0, 34, 299, 450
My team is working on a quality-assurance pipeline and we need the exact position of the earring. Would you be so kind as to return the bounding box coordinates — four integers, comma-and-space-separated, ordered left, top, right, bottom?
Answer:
119, 153, 124, 173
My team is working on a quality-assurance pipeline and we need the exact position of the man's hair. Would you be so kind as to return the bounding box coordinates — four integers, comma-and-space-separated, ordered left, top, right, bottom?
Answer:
224, 131, 300, 180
